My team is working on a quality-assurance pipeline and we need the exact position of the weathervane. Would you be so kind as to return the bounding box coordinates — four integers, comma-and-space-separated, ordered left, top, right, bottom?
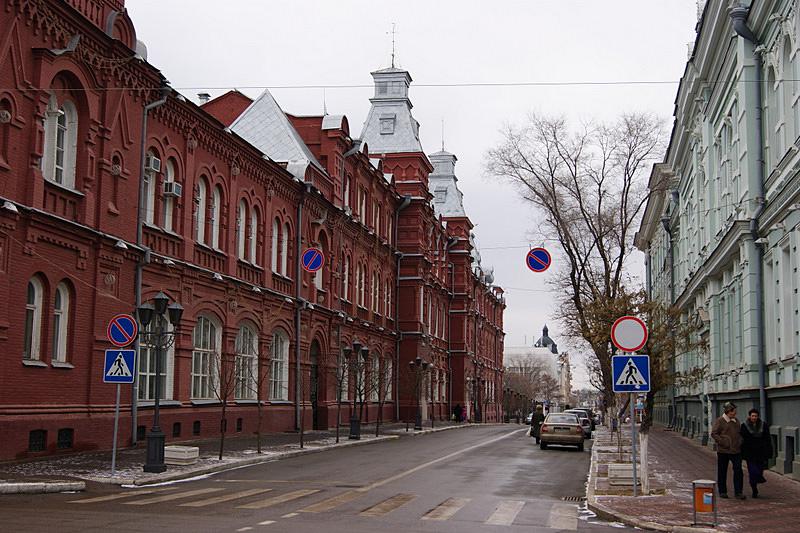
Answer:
389, 23, 397, 68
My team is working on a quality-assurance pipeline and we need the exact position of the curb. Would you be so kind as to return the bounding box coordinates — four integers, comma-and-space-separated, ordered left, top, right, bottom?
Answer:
0, 480, 85, 494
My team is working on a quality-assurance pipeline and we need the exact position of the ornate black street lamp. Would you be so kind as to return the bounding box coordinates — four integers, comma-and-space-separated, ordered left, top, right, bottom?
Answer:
137, 291, 183, 473
409, 356, 430, 430
344, 339, 369, 440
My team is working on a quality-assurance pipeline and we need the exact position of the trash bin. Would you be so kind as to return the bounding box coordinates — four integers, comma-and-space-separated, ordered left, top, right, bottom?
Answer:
692, 479, 717, 527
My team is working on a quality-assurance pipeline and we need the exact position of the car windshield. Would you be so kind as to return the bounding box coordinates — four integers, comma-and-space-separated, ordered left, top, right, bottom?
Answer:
566, 411, 588, 419
546, 414, 578, 424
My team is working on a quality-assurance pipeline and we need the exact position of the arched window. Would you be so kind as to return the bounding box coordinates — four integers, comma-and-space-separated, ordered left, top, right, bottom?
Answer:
338, 349, 350, 401
343, 255, 351, 301
237, 199, 247, 260
271, 218, 280, 272
235, 323, 258, 400
783, 39, 796, 145
384, 279, 391, 317
139, 313, 175, 401
281, 222, 290, 276
386, 358, 393, 401
23, 277, 44, 360
767, 66, 780, 167
372, 271, 380, 312
143, 150, 158, 225
369, 356, 380, 401
192, 315, 220, 399
270, 330, 289, 400
211, 186, 223, 249
358, 264, 366, 307
51, 282, 70, 363
343, 174, 351, 208
42, 96, 77, 188
196, 177, 208, 244
249, 208, 259, 263
163, 159, 177, 232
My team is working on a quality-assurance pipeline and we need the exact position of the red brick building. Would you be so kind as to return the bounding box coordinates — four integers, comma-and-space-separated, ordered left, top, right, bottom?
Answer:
0, 0, 504, 461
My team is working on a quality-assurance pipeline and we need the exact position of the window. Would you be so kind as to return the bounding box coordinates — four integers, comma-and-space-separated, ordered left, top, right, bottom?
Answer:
235, 323, 258, 400
380, 116, 395, 135
163, 159, 176, 232
196, 177, 208, 244
372, 201, 379, 230
192, 316, 219, 399
372, 272, 380, 312
343, 175, 351, 208
143, 150, 157, 225
338, 351, 349, 401
211, 186, 222, 249
358, 264, 366, 307
271, 218, 280, 272
138, 315, 174, 401
51, 282, 70, 363
270, 331, 289, 400
281, 222, 290, 276
57, 428, 74, 449
249, 208, 258, 263
386, 359, 393, 401
237, 199, 247, 260
24, 277, 44, 360
358, 189, 367, 224
370, 357, 380, 401
28, 429, 47, 452
343, 256, 350, 300
385, 279, 391, 317
42, 96, 77, 188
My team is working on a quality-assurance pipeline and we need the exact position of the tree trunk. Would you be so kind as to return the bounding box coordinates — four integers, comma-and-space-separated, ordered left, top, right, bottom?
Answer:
218, 400, 227, 460
335, 398, 341, 443
376, 401, 383, 437
256, 402, 263, 454
639, 431, 650, 495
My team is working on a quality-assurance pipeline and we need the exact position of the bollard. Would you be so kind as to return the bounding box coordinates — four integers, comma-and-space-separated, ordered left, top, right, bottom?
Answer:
692, 479, 717, 527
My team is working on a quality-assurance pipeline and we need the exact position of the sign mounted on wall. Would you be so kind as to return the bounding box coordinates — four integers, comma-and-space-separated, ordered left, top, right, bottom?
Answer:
301, 247, 324, 273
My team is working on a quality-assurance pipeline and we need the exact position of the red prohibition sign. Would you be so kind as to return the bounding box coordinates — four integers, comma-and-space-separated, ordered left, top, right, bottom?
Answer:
107, 313, 138, 348
526, 247, 551, 273
610, 315, 648, 353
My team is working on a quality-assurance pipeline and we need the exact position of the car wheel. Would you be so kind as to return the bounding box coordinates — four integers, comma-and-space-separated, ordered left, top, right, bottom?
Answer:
578, 443, 585, 452
540, 442, 547, 450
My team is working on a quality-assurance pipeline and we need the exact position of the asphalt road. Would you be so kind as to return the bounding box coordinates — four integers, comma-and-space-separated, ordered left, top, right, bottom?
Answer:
0, 425, 632, 532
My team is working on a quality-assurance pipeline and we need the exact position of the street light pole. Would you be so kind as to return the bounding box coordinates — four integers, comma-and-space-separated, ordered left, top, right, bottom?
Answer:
409, 356, 429, 431
346, 340, 368, 440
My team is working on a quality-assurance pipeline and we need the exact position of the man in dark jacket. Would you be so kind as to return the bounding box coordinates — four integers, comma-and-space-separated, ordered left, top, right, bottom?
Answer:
740, 408, 772, 498
711, 402, 745, 499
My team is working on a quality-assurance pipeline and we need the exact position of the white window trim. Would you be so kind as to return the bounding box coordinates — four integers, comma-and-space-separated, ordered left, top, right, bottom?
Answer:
281, 222, 290, 276
271, 219, 280, 272
270, 331, 289, 401
192, 315, 220, 400
139, 316, 176, 401
237, 199, 247, 260
24, 277, 44, 360
249, 209, 258, 264
42, 96, 77, 189
52, 282, 70, 363
235, 323, 258, 400
196, 178, 207, 244
163, 159, 176, 232
211, 186, 222, 249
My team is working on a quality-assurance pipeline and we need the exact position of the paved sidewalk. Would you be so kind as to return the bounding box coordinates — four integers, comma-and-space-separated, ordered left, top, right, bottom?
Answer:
0, 420, 475, 490
589, 426, 800, 532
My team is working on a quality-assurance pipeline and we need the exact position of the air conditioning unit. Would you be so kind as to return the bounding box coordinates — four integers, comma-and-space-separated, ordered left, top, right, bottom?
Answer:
163, 182, 182, 198
145, 154, 161, 173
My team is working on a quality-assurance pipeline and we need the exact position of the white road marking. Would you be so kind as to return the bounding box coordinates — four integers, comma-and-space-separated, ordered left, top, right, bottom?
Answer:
69, 488, 174, 503
547, 502, 578, 530
280, 512, 299, 518
236, 527, 253, 532
486, 500, 525, 526
422, 497, 471, 521
298, 489, 362, 513
179, 488, 272, 507
257, 520, 275, 525
123, 488, 222, 505
359, 493, 417, 516
236, 489, 320, 509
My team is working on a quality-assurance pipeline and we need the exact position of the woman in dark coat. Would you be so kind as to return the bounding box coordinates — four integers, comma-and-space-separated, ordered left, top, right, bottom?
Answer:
740, 408, 773, 498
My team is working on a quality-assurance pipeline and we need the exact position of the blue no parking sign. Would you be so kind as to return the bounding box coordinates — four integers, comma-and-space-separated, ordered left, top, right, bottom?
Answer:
526, 247, 551, 273
301, 247, 324, 273
107, 314, 138, 347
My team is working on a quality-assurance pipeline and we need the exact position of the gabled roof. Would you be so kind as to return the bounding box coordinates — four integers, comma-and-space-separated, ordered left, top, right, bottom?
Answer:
201, 90, 253, 127
230, 89, 324, 179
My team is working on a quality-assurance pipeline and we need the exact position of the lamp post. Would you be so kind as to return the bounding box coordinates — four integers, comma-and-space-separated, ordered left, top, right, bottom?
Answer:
409, 356, 429, 430
137, 291, 183, 473
344, 340, 369, 440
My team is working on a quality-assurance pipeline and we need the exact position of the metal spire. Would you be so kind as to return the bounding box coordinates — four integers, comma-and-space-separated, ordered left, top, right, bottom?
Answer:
390, 23, 397, 68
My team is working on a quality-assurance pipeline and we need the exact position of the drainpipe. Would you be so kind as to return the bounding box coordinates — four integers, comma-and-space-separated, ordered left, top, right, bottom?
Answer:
132, 85, 171, 445
393, 195, 411, 421
731, 6, 767, 419
294, 183, 311, 431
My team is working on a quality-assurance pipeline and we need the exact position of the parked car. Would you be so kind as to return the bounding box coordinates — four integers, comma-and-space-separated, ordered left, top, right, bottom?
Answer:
571, 407, 596, 430
525, 412, 533, 425
565, 409, 592, 439
539, 413, 584, 451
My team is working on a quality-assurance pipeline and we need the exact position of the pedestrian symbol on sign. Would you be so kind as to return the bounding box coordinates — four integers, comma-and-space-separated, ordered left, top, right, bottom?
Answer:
103, 349, 136, 384
107, 352, 132, 378
615, 358, 646, 389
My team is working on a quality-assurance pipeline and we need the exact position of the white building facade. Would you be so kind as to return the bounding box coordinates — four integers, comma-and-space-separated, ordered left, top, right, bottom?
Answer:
636, 0, 800, 480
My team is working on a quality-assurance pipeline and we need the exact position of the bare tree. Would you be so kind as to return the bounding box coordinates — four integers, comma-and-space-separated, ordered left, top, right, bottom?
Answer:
238, 334, 269, 454
371, 356, 394, 437
329, 349, 350, 443
209, 350, 238, 460
486, 113, 665, 408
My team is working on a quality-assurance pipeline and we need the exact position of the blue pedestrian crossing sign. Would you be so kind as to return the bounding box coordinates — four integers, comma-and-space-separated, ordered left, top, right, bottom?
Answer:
612, 354, 650, 393
103, 349, 136, 384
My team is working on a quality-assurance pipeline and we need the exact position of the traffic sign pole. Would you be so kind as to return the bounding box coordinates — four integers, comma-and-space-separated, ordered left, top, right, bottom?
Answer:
631, 388, 638, 497
111, 384, 121, 476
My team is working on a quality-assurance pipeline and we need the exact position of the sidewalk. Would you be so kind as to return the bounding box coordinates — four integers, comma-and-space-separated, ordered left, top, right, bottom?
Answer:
0, 421, 472, 491
588, 426, 800, 532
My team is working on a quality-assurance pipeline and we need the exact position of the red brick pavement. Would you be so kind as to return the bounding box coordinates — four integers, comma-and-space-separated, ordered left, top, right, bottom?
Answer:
594, 427, 800, 531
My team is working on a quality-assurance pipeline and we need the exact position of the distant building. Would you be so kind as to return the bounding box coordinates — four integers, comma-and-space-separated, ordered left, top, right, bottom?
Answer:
504, 325, 572, 409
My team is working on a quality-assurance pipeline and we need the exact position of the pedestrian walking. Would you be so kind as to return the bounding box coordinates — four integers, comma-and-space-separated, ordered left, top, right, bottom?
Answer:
740, 408, 772, 498
530, 405, 545, 443
453, 403, 463, 423
711, 402, 745, 499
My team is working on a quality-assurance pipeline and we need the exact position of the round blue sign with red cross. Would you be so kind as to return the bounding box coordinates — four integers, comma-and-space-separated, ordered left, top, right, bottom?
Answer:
526, 247, 551, 273
301, 247, 324, 273
107, 313, 138, 347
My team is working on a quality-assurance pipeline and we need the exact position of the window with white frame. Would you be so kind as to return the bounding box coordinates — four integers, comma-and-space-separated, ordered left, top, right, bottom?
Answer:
249, 208, 258, 263
338, 351, 350, 401
372, 201, 379, 230
270, 331, 289, 400
138, 315, 175, 401
143, 150, 158, 225
51, 282, 70, 363
358, 188, 367, 224
192, 315, 219, 399
372, 272, 380, 312
163, 159, 176, 232
237, 199, 247, 260
385, 358, 393, 400
384, 279, 391, 317
281, 222, 290, 276
343, 255, 350, 300
235, 323, 258, 400
42, 95, 77, 189
370, 356, 380, 401
23, 277, 44, 360
271, 218, 280, 272
343, 175, 351, 208
211, 186, 222, 249
196, 177, 208, 244
358, 264, 366, 307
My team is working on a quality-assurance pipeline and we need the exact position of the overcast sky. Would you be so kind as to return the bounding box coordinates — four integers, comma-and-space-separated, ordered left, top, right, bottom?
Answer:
126, 0, 699, 387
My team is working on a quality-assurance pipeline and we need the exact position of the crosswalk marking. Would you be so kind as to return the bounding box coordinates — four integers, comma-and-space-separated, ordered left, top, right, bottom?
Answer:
360, 493, 416, 517
123, 488, 223, 505
236, 489, 320, 510
422, 497, 471, 521
69, 488, 174, 504
257, 521, 275, 525
179, 488, 272, 507
486, 500, 525, 526
298, 489, 362, 513
281, 512, 298, 518
547, 502, 578, 531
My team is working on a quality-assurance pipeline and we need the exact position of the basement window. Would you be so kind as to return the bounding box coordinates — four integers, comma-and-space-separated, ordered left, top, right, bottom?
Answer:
29, 429, 47, 452
57, 428, 74, 449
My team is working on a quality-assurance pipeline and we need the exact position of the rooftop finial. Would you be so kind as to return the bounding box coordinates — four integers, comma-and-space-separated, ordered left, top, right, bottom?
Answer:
441, 118, 445, 152
322, 88, 327, 116
390, 23, 397, 68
